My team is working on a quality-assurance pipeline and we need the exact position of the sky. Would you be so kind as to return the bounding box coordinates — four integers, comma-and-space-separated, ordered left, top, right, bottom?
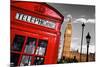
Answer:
47, 3, 95, 59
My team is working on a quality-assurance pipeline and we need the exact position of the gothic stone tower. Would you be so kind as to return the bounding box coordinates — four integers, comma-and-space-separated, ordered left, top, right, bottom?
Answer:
62, 18, 72, 59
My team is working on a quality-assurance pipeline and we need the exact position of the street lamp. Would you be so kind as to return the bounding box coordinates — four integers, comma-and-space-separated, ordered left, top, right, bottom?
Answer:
80, 23, 85, 62
86, 32, 91, 62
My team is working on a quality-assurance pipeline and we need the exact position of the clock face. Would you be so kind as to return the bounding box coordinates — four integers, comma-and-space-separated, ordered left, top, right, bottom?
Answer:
67, 29, 71, 34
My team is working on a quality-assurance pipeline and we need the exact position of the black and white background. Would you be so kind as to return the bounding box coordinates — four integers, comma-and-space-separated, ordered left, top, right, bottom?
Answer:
48, 3, 95, 60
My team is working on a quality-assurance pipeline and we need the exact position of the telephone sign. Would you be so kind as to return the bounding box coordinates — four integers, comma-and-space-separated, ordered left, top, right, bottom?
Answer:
16, 13, 56, 29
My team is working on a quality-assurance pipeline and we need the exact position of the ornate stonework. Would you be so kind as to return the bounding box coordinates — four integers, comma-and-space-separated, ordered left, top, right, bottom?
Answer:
62, 18, 72, 58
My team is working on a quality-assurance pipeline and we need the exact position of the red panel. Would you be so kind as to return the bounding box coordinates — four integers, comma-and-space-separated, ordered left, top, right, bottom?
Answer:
11, 1, 64, 65
11, 7, 61, 32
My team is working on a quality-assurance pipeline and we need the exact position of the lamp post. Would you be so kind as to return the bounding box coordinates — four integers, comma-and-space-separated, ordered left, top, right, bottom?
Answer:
86, 32, 91, 62
80, 23, 85, 62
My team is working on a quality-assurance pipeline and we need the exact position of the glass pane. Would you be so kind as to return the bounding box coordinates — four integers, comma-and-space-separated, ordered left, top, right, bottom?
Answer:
24, 37, 36, 54
20, 55, 32, 66
10, 53, 20, 66
34, 56, 44, 65
11, 35, 25, 52
35, 40, 48, 56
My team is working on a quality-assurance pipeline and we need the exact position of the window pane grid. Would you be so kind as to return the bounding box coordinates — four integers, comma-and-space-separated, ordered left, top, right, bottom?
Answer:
11, 34, 48, 66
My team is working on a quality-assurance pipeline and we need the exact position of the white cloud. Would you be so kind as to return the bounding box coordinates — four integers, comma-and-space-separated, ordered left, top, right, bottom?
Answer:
74, 18, 87, 23
64, 14, 72, 22
67, 14, 72, 19
74, 18, 95, 23
87, 19, 95, 23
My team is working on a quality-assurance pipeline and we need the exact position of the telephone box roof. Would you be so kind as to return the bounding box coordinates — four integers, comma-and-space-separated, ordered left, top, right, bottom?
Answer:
11, 1, 64, 23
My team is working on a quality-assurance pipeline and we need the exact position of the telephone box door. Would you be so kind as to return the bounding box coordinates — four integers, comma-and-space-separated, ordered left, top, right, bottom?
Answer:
11, 29, 49, 66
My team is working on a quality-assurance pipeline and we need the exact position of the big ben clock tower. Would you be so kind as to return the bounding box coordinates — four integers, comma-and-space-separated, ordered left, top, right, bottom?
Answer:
62, 16, 72, 59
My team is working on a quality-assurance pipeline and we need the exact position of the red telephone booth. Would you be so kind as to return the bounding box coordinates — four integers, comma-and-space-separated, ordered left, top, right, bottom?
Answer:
10, 1, 64, 66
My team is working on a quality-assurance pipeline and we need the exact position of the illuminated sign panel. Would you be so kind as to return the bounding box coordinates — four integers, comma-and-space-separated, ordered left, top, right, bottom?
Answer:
16, 13, 56, 29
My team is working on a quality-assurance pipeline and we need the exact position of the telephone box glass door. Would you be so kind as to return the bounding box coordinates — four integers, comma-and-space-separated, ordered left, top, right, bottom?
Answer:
10, 31, 48, 66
